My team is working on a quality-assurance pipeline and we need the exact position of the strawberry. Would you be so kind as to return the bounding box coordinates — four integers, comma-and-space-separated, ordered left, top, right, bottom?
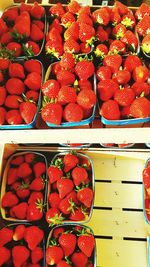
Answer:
57, 178, 74, 199
25, 90, 39, 102
59, 232, 77, 256
79, 23, 95, 43
110, 8, 121, 25
9, 63, 25, 79
48, 192, 61, 208
72, 167, 88, 186
24, 72, 41, 91
45, 40, 63, 58
25, 153, 35, 163
41, 102, 63, 125
46, 246, 64, 265
80, 42, 92, 54
24, 41, 40, 56
112, 23, 126, 39
5, 95, 22, 109
24, 60, 41, 74
58, 86, 77, 105
27, 200, 44, 221
68, 0, 81, 14
64, 39, 80, 54
6, 42, 22, 57
124, 55, 142, 72
57, 260, 71, 267
31, 247, 43, 264
61, 12, 76, 28
71, 251, 88, 267
77, 13, 93, 26
28, 191, 44, 205
17, 162, 32, 178
77, 89, 96, 109
112, 69, 131, 85
77, 187, 94, 208
53, 227, 65, 239
0, 58, 10, 70
131, 82, 150, 97
60, 53, 75, 70
136, 15, 150, 36
12, 245, 30, 266
96, 66, 112, 81
41, 79, 60, 98
20, 101, 37, 124
30, 2, 45, 19
78, 5, 91, 16
0, 71, 4, 83
13, 224, 26, 241
135, 3, 150, 20
7, 167, 18, 185
143, 167, 150, 188
2, 6, 19, 22
33, 161, 46, 177
94, 44, 108, 58
92, 7, 110, 26
47, 27, 62, 43
24, 226, 44, 250
75, 60, 94, 80
100, 99, 121, 120
114, 88, 135, 107
0, 247, 10, 266
109, 39, 126, 54
69, 207, 85, 221
48, 165, 63, 184
64, 22, 79, 41
0, 18, 8, 36
63, 103, 83, 122
141, 33, 150, 55
103, 54, 122, 73
56, 70, 75, 86
11, 202, 28, 219
121, 12, 135, 29
97, 79, 119, 101
16, 182, 30, 198
78, 79, 92, 91
130, 97, 150, 118
6, 78, 25, 95
46, 207, 64, 225
121, 30, 138, 51
33, 20, 45, 31
0, 86, 6, 106
20, 3, 32, 13
49, 18, 63, 34
0, 227, 13, 246
6, 110, 23, 125
66, 190, 79, 205
63, 153, 79, 172
30, 23, 44, 42
29, 177, 44, 191
13, 11, 31, 37
2, 192, 19, 207
49, 3, 65, 18
59, 197, 75, 215
132, 65, 149, 83
114, 1, 129, 16
78, 233, 95, 257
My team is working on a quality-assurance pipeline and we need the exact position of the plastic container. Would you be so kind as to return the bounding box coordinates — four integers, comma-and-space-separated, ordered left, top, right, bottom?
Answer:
100, 143, 135, 148
147, 236, 150, 267
47, 151, 95, 224
0, 151, 48, 222
46, 223, 97, 267
142, 157, 150, 225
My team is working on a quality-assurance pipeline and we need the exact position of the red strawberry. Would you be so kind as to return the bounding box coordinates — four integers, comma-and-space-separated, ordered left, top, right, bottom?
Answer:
136, 15, 150, 36
112, 23, 126, 39
25, 153, 35, 163
78, 234, 95, 257
58, 86, 77, 105
66, 190, 79, 205
124, 55, 142, 72
92, 7, 110, 25
49, 18, 63, 34
130, 97, 150, 118
2, 192, 19, 207
79, 23, 95, 43
28, 191, 44, 205
75, 60, 94, 80
41, 102, 63, 125
20, 3, 32, 13
16, 182, 30, 198
0, 18, 8, 36
96, 66, 112, 81
0, 71, 4, 83
12, 245, 30, 266
64, 22, 79, 41
121, 12, 135, 29
46, 207, 64, 225
70, 207, 85, 221
33, 161, 46, 177
103, 54, 122, 73
27, 200, 44, 221
48, 165, 63, 184
0, 86, 6, 106
135, 3, 150, 20
77, 187, 94, 208
17, 162, 32, 178
46, 246, 64, 265
112, 69, 131, 85
121, 30, 138, 51
80, 42, 92, 54
63, 103, 83, 122
5, 95, 22, 109
57, 178, 74, 199
29, 177, 44, 191
59, 197, 75, 215
33, 20, 45, 31
9, 156, 24, 166
114, 88, 135, 107
60, 53, 75, 70
100, 99, 121, 120
77, 13, 93, 26
72, 167, 88, 186
48, 192, 61, 208
71, 251, 88, 267
97, 79, 119, 101
9, 63, 25, 79
132, 65, 149, 83
114, 1, 129, 15
24, 41, 40, 56
58, 232, 77, 256
24, 60, 41, 74
45, 40, 63, 58
11, 202, 28, 219
20, 101, 37, 124
56, 70, 75, 86
47, 27, 62, 43
109, 39, 126, 54
41, 79, 60, 99
61, 12, 76, 28
78, 80, 92, 91
131, 82, 150, 97
94, 44, 108, 58
64, 38, 80, 53
13, 11, 31, 37
110, 8, 121, 25
57, 260, 71, 267
68, 0, 81, 14
78, 5, 91, 15
6, 78, 25, 95
30, 2, 45, 19
141, 32, 150, 55
6, 42, 22, 57
31, 247, 43, 264
30, 23, 44, 42
0, 58, 10, 70
63, 153, 79, 172
49, 3, 65, 18
77, 89, 96, 109
24, 72, 41, 91
2, 6, 19, 22
13, 224, 26, 241
25, 90, 39, 102
53, 227, 65, 239
24, 226, 44, 250
7, 167, 18, 185
0, 227, 13, 246
6, 110, 23, 125
143, 167, 150, 188
0, 247, 10, 266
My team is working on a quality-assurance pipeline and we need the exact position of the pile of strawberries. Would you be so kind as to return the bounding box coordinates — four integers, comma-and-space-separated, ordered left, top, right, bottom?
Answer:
0, 58, 42, 126
46, 152, 94, 225
1, 152, 47, 221
96, 54, 150, 121
46, 224, 95, 267
41, 53, 96, 126
135, 3, 150, 57
0, 224, 44, 266
142, 160, 150, 224
0, 2, 45, 58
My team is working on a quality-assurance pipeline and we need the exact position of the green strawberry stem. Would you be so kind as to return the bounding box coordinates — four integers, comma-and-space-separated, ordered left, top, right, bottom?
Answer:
49, 213, 64, 227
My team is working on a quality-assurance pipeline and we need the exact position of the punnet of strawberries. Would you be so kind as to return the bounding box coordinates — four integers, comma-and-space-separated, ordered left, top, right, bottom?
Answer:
46, 151, 94, 225
0, 58, 42, 127
0, 223, 44, 266
46, 224, 96, 267
142, 159, 150, 224
1, 152, 47, 222
0, 2, 46, 58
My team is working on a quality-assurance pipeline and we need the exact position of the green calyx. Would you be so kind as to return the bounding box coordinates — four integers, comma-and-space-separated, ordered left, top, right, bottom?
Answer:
48, 213, 64, 227
121, 17, 134, 29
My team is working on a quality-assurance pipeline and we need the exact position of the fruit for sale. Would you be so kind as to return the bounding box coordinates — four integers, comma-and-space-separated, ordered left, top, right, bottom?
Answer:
141, 33, 150, 55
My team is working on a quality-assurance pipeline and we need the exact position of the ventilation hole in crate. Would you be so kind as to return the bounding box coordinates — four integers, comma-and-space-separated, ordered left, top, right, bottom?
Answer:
94, 207, 112, 210
123, 208, 143, 212
122, 181, 142, 184
95, 235, 113, 239
123, 237, 147, 242
49, 0, 68, 3
27, 0, 42, 3
95, 180, 112, 183
14, 0, 25, 2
